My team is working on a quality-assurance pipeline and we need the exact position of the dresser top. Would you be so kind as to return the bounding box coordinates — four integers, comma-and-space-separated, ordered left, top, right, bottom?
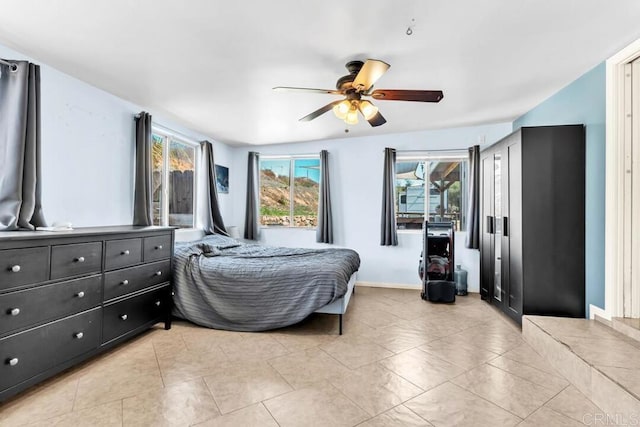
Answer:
0, 225, 175, 242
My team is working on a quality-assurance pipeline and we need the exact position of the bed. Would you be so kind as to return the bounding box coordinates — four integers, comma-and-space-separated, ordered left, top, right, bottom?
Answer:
171, 234, 360, 334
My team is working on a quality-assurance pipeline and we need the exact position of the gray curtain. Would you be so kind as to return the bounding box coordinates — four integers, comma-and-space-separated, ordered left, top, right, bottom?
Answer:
0, 60, 46, 230
244, 151, 260, 240
133, 112, 152, 226
465, 145, 480, 249
201, 140, 228, 235
316, 150, 333, 243
380, 147, 398, 246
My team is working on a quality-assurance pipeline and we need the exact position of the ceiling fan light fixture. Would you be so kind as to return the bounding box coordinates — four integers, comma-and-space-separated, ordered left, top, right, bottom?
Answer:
345, 107, 359, 125
332, 100, 350, 119
358, 100, 379, 120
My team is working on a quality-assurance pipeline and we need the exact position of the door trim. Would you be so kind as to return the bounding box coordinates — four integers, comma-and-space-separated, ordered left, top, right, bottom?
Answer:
604, 37, 640, 319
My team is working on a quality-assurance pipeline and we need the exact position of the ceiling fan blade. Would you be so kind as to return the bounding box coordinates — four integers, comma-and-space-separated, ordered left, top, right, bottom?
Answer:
273, 86, 343, 95
299, 100, 343, 122
366, 111, 386, 127
370, 89, 444, 102
352, 59, 390, 92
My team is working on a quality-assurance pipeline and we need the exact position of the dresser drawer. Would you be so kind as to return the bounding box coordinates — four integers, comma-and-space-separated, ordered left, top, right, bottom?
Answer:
51, 242, 102, 280
103, 286, 170, 343
105, 238, 142, 271
0, 247, 49, 292
0, 308, 101, 392
0, 275, 102, 337
103, 260, 170, 302
143, 235, 172, 262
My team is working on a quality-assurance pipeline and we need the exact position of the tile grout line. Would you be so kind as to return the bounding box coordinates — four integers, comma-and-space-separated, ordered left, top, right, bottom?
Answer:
260, 402, 282, 427
200, 373, 224, 418
442, 378, 525, 421
486, 358, 569, 393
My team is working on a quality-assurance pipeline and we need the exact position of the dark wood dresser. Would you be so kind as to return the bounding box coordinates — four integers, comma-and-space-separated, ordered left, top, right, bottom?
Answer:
0, 226, 174, 402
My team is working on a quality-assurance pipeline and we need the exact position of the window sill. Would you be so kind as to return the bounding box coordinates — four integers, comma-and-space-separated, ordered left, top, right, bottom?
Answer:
397, 229, 421, 234
261, 226, 317, 231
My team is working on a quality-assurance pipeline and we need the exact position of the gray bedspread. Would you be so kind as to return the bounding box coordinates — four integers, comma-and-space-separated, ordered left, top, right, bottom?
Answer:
172, 234, 360, 331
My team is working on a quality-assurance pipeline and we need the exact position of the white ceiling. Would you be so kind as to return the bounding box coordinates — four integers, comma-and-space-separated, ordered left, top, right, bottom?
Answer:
1, 1, 640, 146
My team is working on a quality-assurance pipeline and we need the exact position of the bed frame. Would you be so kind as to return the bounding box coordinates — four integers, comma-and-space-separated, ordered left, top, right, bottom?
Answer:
313, 272, 357, 335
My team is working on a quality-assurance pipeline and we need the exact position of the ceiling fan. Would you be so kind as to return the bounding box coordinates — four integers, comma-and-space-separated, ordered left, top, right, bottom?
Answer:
273, 59, 444, 127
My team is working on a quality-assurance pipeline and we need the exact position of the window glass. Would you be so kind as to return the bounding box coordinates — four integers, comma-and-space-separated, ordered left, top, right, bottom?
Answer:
396, 161, 426, 230
396, 157, 467, 231
293, 158, 321, 227
260, 159, 291, 226
168, 140, 195, 228
151, 131, 197, 228
151, 134, 164, 226
259, 157, 320, 228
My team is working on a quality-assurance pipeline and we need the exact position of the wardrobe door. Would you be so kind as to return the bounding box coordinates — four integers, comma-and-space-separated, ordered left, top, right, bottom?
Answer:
492, 150, 504, 306
504, 140, 523, 321
480, 152, 494, 300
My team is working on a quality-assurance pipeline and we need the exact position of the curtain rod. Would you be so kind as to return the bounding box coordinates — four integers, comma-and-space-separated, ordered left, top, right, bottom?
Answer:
394, 148, 469, 153
260, 154, 320, 160
151, 123, 201, 146
0, 58, 18, 71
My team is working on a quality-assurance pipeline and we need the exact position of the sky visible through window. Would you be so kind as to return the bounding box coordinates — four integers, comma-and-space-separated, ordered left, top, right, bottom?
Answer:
263, 159, 320, 183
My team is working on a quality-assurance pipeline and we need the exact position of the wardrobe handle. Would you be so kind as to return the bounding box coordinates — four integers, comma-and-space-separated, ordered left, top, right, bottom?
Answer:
503, 216, 509, 237
486, 216, 494, 234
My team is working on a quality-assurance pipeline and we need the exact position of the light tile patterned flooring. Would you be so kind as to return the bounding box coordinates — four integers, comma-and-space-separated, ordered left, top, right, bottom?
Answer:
0, 287, 604, 426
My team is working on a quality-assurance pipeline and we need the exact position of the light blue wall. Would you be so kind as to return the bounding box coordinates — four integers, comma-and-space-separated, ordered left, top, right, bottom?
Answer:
0, 41, 234, 227
513, 63, 606, 317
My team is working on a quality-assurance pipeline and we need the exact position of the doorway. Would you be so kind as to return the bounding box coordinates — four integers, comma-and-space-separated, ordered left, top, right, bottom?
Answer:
605, 39, 640, 319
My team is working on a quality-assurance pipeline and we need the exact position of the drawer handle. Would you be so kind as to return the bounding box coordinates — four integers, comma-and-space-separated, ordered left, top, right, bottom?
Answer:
7, 358, 19, 366
10, 265, 21, 273
75, 256, 85, 263
155, 301, 161, 307
74, 332, 84, 339
121, 279, 129, 286
76, 291, 85, 298
120, 314, 128, 321
122, 250, 130, 255
9, 308, 21, 316
155, 271, 162, 277
156, 245, 163, 250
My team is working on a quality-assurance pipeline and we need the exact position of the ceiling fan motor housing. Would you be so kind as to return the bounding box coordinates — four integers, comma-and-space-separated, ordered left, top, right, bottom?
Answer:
336, 60, 365, 91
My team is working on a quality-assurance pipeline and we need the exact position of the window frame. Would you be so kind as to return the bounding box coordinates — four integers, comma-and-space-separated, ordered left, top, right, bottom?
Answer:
395, 151, 468, 232
151, 126, 200, 229
259, 154, 321, 229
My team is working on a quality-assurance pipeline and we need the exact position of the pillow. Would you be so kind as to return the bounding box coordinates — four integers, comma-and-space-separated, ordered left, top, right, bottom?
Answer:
201, 233, 241, 249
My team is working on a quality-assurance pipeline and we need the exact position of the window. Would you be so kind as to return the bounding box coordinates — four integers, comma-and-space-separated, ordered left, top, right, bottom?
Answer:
259, 157, 320, 227
151, 130, 198, 228
396, 153, 468, 231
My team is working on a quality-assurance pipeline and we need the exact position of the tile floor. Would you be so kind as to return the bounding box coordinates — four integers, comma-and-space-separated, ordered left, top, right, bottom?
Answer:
0, 287, 605, 426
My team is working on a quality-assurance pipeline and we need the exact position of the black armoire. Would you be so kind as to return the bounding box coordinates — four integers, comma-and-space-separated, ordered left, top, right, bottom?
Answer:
480, 125, 585, 323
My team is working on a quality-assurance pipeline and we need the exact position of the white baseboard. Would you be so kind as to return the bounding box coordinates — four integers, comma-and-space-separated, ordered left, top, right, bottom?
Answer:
589, 304, 611, 321
356, 281, 421, 290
